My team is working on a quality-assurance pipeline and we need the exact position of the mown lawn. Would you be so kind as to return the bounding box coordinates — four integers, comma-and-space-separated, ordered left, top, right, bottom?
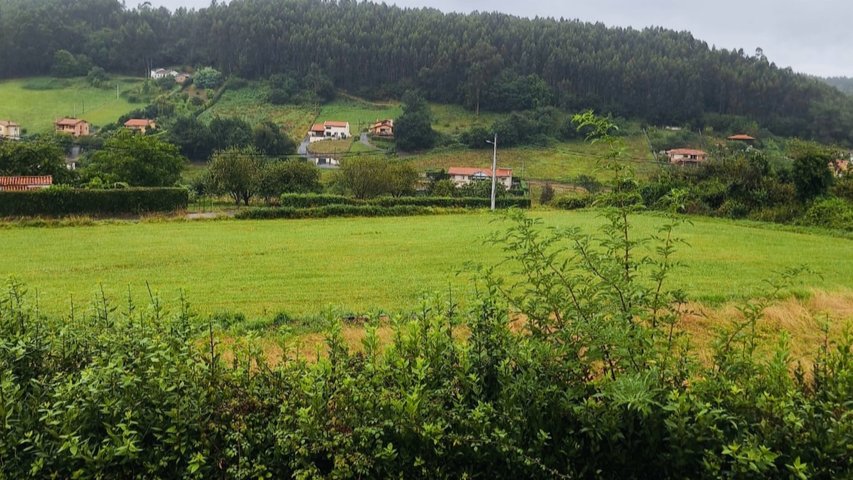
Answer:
1, 211, 850, 317
0, 76, 147, 133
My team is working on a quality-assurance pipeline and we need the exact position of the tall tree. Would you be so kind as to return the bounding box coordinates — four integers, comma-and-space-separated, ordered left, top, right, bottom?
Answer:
84, 130, 185, 186
207, 146, 263, 205
395, 91, 436, 152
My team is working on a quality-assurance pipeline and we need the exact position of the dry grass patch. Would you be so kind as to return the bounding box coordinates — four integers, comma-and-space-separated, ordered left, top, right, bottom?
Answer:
679, 290, 853, 367
214, 290, 852, 368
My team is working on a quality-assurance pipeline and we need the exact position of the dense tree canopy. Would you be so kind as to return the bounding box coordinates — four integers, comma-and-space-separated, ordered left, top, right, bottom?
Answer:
83, 130, 186, 186
1, 0, 853, 144
0, 138, 73, 183
394, 91, 436, 151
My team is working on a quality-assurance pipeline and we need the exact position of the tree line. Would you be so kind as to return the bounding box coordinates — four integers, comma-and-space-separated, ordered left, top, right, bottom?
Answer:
1, 0, 852, 145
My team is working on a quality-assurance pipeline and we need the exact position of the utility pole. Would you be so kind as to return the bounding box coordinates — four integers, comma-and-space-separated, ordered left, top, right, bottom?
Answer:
486, 133, 498, 210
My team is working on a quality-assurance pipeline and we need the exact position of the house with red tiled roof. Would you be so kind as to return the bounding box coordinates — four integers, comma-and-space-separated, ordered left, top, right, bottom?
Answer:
666, 148, 708, 165
54, 118, 90, 137
124, 118, 157, 133
0, 120, 21, 140
727, 134, 756, 142
308, 121, 350, 142
369, 119, 394, 137
0, 176, 53, 191
448, 167, 513, 189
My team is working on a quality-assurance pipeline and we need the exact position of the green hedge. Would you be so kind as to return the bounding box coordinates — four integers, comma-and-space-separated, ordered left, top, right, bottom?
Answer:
551, 195, 593, 210
279, 193, 531, 209
277, 194, 363, 208
235, 204, 437, 219
0, 188, 189, 217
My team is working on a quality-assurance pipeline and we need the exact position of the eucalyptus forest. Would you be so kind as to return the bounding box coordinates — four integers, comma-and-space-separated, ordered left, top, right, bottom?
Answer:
1, 0, 853, 144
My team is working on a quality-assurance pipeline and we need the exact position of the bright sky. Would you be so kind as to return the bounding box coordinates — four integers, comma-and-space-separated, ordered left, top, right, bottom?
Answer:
144, 0, 853, 77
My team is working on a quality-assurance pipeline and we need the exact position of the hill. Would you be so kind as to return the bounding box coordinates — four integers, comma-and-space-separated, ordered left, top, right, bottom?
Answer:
823, 76, 853, 95
0, 77, 146, 133
1, 0, 852, 145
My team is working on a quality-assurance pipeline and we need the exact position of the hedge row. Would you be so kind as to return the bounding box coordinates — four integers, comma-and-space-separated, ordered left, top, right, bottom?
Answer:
551, 195, 594, 210
279, 193, 531, 209
235, 204, 438, 219
0, 188, 189, 217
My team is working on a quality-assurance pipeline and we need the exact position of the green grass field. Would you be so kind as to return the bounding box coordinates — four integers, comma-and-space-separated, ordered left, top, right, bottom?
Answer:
406, 137, 658, 182
0, 77, 147, 133
317, 96, 402, 133
1, 211, 850, 317
199, 85, 319, 139
429, 103, 504, 134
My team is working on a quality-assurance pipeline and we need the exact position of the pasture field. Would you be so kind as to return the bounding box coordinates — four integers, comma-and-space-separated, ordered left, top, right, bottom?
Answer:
317, 96, 402, 133
0, 77, 147, 133
429, 103, 504, 134
198, 85, 319, 139
406, 137, 659, 182
1, 211, 851, 318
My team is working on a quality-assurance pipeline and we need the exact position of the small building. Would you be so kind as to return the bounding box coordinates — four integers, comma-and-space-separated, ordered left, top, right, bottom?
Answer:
150, 68, 178, 79
667, 148, 708, 165
54, 118, 90, 137
0, 176, 53, 191
370, 119, 394, 137
175, 73, 192, 85
0, 120, 21, 140
308, 121, 350, 142
727, 134, 756, 143
124, 118, 157, 133
448, 167, 513, 189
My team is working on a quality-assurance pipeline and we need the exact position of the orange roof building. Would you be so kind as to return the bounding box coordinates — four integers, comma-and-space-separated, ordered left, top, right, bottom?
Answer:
727, 134, 756, 142
308, 120, 350, 141
54, 118, 90, 137
370, 119, 394, 137
448, 167, 513, 189
0, 176, 53, 191
666, 148, 708, 165
124, 118, 157, 133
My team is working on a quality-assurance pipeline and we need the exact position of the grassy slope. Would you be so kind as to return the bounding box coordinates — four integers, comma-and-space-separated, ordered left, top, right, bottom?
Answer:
199, 89, 661, 182
198, 85, 319, 139
406, 137, 658, 182
1, 211, 850, 317
317, 96, 402, 133
0, 77, 147, 133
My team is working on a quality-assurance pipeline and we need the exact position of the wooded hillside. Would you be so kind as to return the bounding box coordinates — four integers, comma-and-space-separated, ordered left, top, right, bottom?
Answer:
1, 0, 852, 144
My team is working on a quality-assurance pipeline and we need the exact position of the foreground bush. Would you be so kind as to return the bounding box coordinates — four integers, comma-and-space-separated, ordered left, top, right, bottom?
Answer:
0, 187, 189, 217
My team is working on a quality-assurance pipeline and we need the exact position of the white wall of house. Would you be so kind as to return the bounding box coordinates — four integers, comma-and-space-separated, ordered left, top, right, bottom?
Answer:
325, 124, 350, 138
451, 173, 512, 189
0, 124, 21, 140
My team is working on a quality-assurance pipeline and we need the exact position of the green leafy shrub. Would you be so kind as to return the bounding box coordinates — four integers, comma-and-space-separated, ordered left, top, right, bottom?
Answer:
551, 195, 592, 210
798, 197, 853, 231
0, 188, 189, 217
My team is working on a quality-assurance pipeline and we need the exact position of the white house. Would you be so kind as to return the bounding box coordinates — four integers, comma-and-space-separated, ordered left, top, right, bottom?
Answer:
308, 121, 350, 142
0, 120, 21, 140
448, 167, 513, 189
150, 68, 179, 79
666, 148, 708, 165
